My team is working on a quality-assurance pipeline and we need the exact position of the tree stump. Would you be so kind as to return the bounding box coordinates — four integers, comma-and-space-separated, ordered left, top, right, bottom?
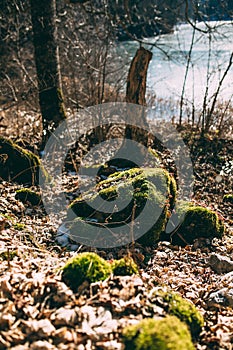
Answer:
108, 47, 153, 169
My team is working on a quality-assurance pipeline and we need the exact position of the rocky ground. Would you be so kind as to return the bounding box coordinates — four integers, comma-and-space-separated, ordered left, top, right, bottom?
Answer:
0, 125, 232, 349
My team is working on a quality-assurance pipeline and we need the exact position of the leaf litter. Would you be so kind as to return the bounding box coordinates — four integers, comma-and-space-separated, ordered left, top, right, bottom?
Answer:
0, 132, 232, 349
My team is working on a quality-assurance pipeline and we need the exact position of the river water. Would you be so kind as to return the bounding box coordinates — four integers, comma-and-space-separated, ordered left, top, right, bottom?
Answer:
120, 20, 233, 120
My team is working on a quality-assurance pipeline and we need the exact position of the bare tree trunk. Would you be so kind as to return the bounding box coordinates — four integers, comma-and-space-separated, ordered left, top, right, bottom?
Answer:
125, 47, 152, 145
126, 47, 152, 106
30, 0, 66, 148
108, 47, 152, 169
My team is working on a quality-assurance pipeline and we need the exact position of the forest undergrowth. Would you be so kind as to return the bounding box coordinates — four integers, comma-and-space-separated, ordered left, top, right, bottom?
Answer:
0, 108, 232, 350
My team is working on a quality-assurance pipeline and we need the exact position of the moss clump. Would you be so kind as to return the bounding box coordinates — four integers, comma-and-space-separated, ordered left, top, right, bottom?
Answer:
1, 214, 25, 230
13, 222, 25, 230
148, 147, 159, 159
223, 194, 233, 204
160, 291, 204, 339
122, 316, 194, 350
68, 168, 176, 246
61, 253, 140, 291
61, 252, 111, 291
0, 250, 18, 261
111, 256, 138, 276
16, 188, 41, 206
172, 202, 225, 245
0, 137, 47, 185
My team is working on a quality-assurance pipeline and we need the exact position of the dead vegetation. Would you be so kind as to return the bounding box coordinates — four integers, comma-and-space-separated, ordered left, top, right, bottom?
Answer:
0, 113, 232, 349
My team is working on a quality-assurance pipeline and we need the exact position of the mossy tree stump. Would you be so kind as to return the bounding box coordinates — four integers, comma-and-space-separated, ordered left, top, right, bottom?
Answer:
0, 137, 47, 185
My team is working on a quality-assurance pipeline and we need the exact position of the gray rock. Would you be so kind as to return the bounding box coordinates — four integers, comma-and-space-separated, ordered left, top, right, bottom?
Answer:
209, 253, 233, 274
207, 288, 233, 308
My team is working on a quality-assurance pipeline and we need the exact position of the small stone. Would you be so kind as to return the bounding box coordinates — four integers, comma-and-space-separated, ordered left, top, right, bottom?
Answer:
207, 288, 233, 308
209, 253, 233, 274
215, 175, 222, 183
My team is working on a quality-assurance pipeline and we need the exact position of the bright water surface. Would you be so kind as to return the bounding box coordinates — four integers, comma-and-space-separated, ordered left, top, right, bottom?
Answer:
120, 21, 233, 119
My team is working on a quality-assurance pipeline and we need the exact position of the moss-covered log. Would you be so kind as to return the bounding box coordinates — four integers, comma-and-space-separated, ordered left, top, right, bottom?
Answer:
67, 167, 176, 246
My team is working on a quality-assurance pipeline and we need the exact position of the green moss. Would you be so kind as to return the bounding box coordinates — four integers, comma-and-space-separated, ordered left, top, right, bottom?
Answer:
1, 214, 25, 231
122, 316, 194, 350
0, 250, 18, 261
61, 252, 111, 291
223, 194, 233, 204
174, 202, 225, 245
98, 167, 142, 187
169, 176, 177, 208
69, 217, 105, 247
0, 137, 47, 185
111, 256, 138, 276
61, 252, 138, 287
68, 168, 177, 246
16, 188, 41, 206
159, 291, 204, 339
148, 147, 159, 159
13, 222, 25, 230
99, 185, 119, 201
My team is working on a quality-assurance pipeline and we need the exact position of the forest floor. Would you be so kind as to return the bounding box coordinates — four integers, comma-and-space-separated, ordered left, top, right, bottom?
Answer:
0, 115, 233, 350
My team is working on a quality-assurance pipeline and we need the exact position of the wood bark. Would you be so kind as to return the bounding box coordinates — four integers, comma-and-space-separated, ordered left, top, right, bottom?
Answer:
126, 47, 152, 106
30, 0, 66, 146
108, 47, 152, 169
125, 46, 152, 148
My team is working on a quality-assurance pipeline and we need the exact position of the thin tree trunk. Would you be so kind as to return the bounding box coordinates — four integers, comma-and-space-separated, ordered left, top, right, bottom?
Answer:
30, 0, 66, 147
205, 52, 233, 133
179, 25, 196, 126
